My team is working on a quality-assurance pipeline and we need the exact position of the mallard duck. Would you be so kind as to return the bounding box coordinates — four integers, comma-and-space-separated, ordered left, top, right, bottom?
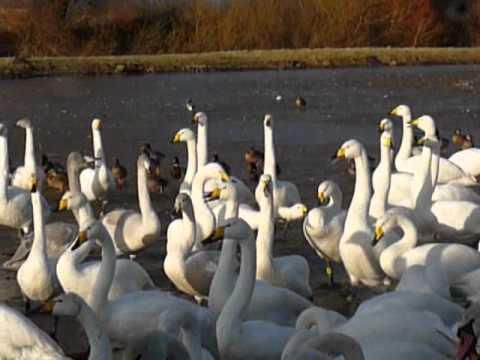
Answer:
112, 158, 127, 190
170, 156, 183, 180
295, 96, 306, 109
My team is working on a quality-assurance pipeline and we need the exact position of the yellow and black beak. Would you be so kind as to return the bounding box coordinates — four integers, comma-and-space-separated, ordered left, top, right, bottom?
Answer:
383, 137, 394, 150
38, 299, 55, 313
203, 226, 226, 245
71, 230, 88, 251
171, 132, 181, 144
318, 191, 328, 205
220, 171, 230, 182
204, 188, 222, 201
30, 177, 38, 193
408, 118, 419, 127
378, 124, 384, 133
300, 205, 308, 217
372, 226, 384, 245
58, 198, 68, 211
336, 147, 346, 159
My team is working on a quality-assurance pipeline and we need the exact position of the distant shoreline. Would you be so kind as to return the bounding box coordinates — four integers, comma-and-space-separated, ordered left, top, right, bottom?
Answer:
1, 48, 479, 78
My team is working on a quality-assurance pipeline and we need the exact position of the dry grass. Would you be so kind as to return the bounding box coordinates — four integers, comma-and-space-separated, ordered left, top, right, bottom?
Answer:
4, 0, 479, 57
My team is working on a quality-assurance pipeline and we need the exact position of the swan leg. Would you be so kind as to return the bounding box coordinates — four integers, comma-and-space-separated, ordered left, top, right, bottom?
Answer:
100, 200, 108, 217
129, 254, 137, 261
325, 260, 334, 287
22, 293, 31, 314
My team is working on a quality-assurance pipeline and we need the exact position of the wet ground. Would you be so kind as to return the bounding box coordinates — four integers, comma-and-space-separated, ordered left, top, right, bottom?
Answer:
0, 65, 479, 357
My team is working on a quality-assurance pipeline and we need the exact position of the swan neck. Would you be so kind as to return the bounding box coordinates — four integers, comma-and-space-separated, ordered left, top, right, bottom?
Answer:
137, 164, 154, 218
430, 141, 440, 188
182, 205, 197, 250
88, 226, 115, 315
184, 139, 197, 188
191, 170, 215, 243
308, 333, 365, 360
412, 145, 433, 210
264, 125, 276, 179
30, 194, 46, 257
77, 303, 111, 360
0, 134, 8, 201
218, 234, 256, 339
381, 217, 418, 267
67, 163, 82, 193
347, 151, 371, 225
370, 145, 391, 219
92, 128, 105, 166
197, 123, 208, 169
256, 195, 274, 277
24, 127, 36, 170
396, 115, 413, 165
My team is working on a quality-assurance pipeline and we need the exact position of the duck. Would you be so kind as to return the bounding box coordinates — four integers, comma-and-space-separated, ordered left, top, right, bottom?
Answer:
260, 114, 302, 220
172, 128, 197, 195
295, 96, 306, 109
41, 154, 68, 193
255, 175, 311, 298
334, 139, 388, 287
303, 180, 346, 286
390, 105, 477, 186
193, 112, 255, 205
140, 143, 165, 178
452, 128, 465, 147
170, 156, 183, 180
164, 192, 221, 300
79, 118, 115, 206
373, 212, 480, 284
11, 118, 46, 191
102, 153, 161, 255
56, 221, 155, 313
111, 157, 127, 190
186, 98, 195, 112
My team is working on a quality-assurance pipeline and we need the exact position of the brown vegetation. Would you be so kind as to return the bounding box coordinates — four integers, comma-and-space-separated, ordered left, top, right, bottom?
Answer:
2, 0, 480, 57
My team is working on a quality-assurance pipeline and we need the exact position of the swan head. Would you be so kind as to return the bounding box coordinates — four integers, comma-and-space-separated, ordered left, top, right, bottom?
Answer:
172, 128, 195, 143
378, 118, 393, 133
264, 114, 273, 128
67, 152, 91, 172
138, 153, 151, 172
409, 115, 436, 137
290, 203, 308, 219
317, 180, 341, 206
192, 112, 207, 126
203, 218, 253, 245
335, 139, 364, 160
0, 123, 7, 136
174, 193, 194, 215
197, 162, 230, 183
58, 190, 88, 211
16, 118, 32, 129
257, 174, 272, 197
374, 211, 412, 244
49, 293, 84, 318
389, 104, 411, 120
91, 118, 102, 130
380, 132, 394, 150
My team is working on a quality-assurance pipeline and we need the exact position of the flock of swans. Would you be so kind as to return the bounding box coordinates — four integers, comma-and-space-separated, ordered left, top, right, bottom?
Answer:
1, 103, 480, 359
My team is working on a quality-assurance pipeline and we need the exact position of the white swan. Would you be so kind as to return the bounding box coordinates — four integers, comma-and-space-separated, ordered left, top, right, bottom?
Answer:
11, 118, 45, 191
193, 112, 255, 205
390, 105, 476, 185
303, 180, 346, 284
79, 118, 115, 203
449, 147, 480, 177
335, 139, 387, 287
56, 221, 155, 311
0, 303, 66, 359
102, 153, 161, 255
172, 127, 197, 195
260, 114, 302, 220
164, 193, 220, 299
0, 123, 38, 234
210, 218, 297, 359
43, 293, 113, 360
17, 189, 58, 302
208, 182, 312, 327
373, 212, 480, 283
255, 174, 311, 298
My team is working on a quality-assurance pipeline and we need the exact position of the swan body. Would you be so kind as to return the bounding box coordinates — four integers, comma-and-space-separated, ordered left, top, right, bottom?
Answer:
259, 114, 302, 219
102, 154, 161, 255
374, 212, 480, 284
11, 118, 46, 191
213, 219, 297, 359
449, 147, 480, 177
336, 139, 387, 287
57, 222, 154, 310
79, 118, 115, 202
0, 303, 66, 359
256, 174, 311, 298
164, 193, 220, 299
